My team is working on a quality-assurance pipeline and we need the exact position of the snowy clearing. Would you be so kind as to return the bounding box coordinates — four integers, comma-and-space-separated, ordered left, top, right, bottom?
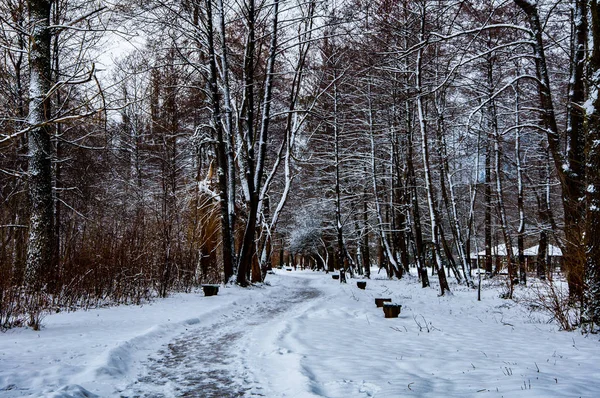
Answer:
1, 270, 599, 397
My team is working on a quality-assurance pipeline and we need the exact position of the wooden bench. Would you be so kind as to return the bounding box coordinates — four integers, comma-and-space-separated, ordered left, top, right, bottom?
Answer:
201, 285, 219, 296
375, 298, 392, 307
383, 303, 402, 318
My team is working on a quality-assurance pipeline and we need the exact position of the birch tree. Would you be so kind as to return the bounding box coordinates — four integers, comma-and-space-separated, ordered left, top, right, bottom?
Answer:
24, 0, 55, 290
415, 2, 450, 295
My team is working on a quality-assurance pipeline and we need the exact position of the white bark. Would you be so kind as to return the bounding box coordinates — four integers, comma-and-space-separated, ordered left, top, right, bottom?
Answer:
415, 28, 449, 294
25, 0, 55, 289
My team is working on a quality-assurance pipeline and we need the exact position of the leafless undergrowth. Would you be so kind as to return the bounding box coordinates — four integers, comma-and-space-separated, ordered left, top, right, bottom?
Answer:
524, 278, 579, 331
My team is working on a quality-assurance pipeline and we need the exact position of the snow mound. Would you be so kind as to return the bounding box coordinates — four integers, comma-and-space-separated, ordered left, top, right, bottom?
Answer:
48, 384, 98, 398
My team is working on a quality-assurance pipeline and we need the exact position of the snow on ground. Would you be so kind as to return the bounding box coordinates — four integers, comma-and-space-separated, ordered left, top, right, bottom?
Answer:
1, 269, 600, 397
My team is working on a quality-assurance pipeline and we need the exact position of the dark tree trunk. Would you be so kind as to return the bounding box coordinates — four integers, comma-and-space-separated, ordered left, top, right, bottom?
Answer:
235, 0, 258, 287
406, 106, 429, 287
435, 119, 463, 284
279, 242, 284, 269
484, 136, 493, 275
537, 229, 548, 280
205, 0, 234, 283
391, 137, 410, 275
237, 0, 279, 286
362, 188, 371, 278
584, 0, 600, 330
514, 0, 587, 301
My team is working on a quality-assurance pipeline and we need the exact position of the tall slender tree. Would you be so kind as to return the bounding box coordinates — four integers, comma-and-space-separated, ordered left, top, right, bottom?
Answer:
25, 0, 55, 290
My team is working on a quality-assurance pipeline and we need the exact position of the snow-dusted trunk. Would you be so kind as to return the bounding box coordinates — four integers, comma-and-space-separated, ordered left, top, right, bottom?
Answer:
367, 82, 401, 278
390, 127, 410, 274
160, 53, 180, 298
205, 0, 234, 283
487, 59, 516, 296
254, 0, 278, 197
352, 214, 363, 275
514, 82, 526, 284
493, 119, 516, 293
25, 0, 55, 290
441, 131, 472, 286
537, 154, 552, 279
584, 112, 600, 329
484, 134, 493, 274
583, 0, 600, 331
406, 101, 429, 288
257, 126, 292, 276
464, 133, 481, 278
515, 0, 586, 301
332, 78, 346, 282
50, 7, 62, 293
429, 40, 462, 284
236, 0, 259, 286
362, 186, 371, 278
415, 38, 449, 295
9, 5, 28, 285
256, 0, 315, 277
434, 109, 465, 284
247, 0, 279, 283
217, 0, 237, 265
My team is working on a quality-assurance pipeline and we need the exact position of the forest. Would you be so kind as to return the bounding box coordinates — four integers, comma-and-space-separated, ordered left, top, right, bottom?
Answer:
2, 0, 600, 334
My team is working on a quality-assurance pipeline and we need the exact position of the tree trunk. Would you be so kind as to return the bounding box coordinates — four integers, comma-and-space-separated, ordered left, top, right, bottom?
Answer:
237, 0, 279, 286
415, 27, 449, 295
406, 102, 429, 287
368, 82, 401, 278
434, 110, 464, 284
216, 0, 237, 267
391, 128, 411, 274
25, 0, 55, 290
514, 0, 586, 302
205, 0, 234, 283
514, 79, 527, 284
235, 0, 258, 287
584, 0, 600, 331
487, 58, 516, 297
362, 187, 371, 278
485, 129, 493, 275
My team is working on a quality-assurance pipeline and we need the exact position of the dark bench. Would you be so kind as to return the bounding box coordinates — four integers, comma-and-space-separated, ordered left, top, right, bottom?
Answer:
201, 285, 219, 296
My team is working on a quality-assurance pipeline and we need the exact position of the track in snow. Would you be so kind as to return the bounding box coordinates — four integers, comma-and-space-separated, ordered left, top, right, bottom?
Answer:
119, 278, 321, 398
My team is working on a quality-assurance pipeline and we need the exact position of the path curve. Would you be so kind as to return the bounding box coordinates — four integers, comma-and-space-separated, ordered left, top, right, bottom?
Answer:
119, 277, 322, 398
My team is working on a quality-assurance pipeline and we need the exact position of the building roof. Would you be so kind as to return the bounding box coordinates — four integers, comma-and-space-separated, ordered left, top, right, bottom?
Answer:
470, 243, 563, 258
523, 244, 562, 257
470, 243, 518, 259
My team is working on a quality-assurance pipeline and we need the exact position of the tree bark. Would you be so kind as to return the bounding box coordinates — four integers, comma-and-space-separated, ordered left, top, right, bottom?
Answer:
584, 0, 600, 331
362, 186, 371, 278
406, 101, 429, 287
237, 0, 279, 286
205, 0, 234, 283
514, 79, 527, 284
415, 27, 449, 295
368, 81, 401, 278
25, 0, 55, 290
514, 0, 586, 301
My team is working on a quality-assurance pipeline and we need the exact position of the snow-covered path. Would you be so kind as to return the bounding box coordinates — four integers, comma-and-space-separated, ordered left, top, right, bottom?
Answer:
2, 270, 600, 397
120, 277, 322, 397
